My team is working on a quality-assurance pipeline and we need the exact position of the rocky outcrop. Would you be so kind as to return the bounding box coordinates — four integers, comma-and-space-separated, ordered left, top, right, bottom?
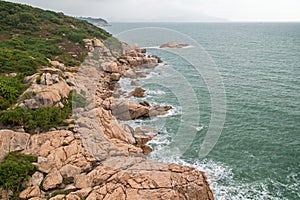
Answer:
160, 41, 189, 48
0, 130, 30, 161
0, 38, 214, 200
128, 87, 145, 97
0, 129, 213, 200
108, 99, 172, 120
17, 68, 73, 110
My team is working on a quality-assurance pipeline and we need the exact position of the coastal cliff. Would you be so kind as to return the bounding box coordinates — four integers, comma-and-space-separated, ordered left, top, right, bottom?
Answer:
0, 1, 213, 199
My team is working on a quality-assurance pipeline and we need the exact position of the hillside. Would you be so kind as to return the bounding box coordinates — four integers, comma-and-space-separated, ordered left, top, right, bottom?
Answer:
78, 17, 111, 27
0, 1, 114, 111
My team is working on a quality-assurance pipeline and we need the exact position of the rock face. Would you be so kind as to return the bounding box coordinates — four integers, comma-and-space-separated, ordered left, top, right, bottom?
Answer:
17, 68, 72, 110
160, 41, 189, 48
0, 130, 30, 161
128, 87, 145, 97
0, 38, 214, 200
109, 99, 172, 120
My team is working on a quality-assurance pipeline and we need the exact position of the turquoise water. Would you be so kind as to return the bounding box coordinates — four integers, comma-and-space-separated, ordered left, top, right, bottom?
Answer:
106, 23, 300, 199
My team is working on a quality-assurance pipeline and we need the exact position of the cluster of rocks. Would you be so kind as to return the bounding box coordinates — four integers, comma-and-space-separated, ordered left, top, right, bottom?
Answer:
0, 38, 214, 200
108, 99, 172, 120
0, 129, 213, 200
16, 65, 75, 110
160, 41, 189, 49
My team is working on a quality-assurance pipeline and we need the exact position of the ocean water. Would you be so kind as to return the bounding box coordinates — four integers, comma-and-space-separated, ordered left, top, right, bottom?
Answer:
105, 23, 300, 199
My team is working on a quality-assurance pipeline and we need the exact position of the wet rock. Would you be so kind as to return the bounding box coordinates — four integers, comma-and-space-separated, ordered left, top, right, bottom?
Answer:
128, 87, 145, 97
130, 80, 139, 86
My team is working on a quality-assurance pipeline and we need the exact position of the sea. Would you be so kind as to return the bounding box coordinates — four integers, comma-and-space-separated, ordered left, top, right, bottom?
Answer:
104, 23, 300, 200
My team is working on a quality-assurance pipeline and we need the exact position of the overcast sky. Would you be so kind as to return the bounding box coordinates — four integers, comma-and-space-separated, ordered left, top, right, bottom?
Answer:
6, 0, 300, 22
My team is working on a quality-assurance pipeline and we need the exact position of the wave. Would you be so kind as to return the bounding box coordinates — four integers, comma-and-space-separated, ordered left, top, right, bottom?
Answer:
147, 142, 289, 200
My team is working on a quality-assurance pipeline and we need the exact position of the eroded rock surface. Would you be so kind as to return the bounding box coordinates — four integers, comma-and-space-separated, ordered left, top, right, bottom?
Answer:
0, 39, 214, 200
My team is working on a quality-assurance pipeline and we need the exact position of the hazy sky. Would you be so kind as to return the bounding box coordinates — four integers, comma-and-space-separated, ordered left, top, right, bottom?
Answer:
6, 0, 300, 22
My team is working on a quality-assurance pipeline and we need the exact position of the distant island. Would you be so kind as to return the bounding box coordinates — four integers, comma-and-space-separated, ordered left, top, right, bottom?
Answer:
77, 16, 111, 27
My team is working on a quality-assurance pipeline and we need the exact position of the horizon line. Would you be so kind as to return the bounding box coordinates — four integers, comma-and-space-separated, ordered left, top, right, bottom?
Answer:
108, 21, 300, 23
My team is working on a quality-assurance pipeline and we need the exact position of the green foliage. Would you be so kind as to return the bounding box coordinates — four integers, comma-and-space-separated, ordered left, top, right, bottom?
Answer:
0, 152, 37, 198
36, 75, 41, 84
0, 90, 87, 132
0, 1, 113, 73
103, 37, 122, 57
0, 102, 72, 133
0, 74, 29, 110
71, 90, 87, 108
0, 48, 39, 74
0, 36, 63, 74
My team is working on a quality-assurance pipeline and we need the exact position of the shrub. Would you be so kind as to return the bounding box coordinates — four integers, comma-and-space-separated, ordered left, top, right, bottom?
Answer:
0, 152, 37, 199
0, 75, 29, 110
0, 104, 72, 133
71, 90, 87, 108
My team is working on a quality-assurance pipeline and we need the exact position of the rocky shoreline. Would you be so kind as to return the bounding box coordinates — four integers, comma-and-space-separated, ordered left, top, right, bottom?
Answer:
0, 38, 214, 200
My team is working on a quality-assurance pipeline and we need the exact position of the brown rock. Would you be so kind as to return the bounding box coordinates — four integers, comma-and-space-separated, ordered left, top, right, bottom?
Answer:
20, 78, 71, 109
128, 87, 145, 97
0, 130, 30, 161
139, 101, 150, 107
92, 38, 102, 47
49, 194, 66, 200
65, 193, 81, 200
104, 187, 125, 200
134, 126, 158, 145
42, 169, 63, 190
29, 172, 44, 186
111, 73, 121, 81
71, 187, 92, 199
19, 185, 41, 199
110, 100, 149, 120
123, 69, 136, 79
160, 41, 189, 48
59, 164, 81, 178
130, 80, 139, 86
74, 174, 92, 189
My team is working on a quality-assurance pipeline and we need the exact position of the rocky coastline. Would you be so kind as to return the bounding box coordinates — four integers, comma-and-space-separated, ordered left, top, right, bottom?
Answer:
0, 38, 214, 200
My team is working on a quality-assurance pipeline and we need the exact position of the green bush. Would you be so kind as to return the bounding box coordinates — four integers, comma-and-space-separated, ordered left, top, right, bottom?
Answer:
0, 75, 29, 110
71, 90, 87, 108
0, 152, 37, 199
0, 103, 72, 133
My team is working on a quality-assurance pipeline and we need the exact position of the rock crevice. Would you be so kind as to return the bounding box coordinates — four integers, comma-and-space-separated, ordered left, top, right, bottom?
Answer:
0, 39, 214, 200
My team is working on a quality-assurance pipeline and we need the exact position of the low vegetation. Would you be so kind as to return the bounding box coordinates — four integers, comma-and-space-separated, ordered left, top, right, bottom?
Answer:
0, 152, 37, 199
0, 90, 86, 133
0, 1, 114, 110
0, 74, 29, 110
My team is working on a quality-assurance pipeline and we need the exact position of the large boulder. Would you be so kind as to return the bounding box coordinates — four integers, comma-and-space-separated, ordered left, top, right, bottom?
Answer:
42, 169, 63, 190
110, 100, 149, 120
0, 130, 30, 161
18, 76, 72, 109
128, 87, 145, 97
109, 100, 172, 120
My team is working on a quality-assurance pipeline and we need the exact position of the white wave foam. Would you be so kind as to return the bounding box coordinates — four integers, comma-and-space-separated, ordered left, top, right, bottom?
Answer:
146, 89, 166, 95
195, 126, 204, 132
147, 147, 287, 200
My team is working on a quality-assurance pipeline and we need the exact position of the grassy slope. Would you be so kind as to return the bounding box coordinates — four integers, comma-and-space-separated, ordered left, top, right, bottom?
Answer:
0, 1, 113, 129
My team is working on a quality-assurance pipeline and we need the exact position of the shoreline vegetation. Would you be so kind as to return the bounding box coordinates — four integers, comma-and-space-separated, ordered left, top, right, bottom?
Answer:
0, 1, 214, 199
